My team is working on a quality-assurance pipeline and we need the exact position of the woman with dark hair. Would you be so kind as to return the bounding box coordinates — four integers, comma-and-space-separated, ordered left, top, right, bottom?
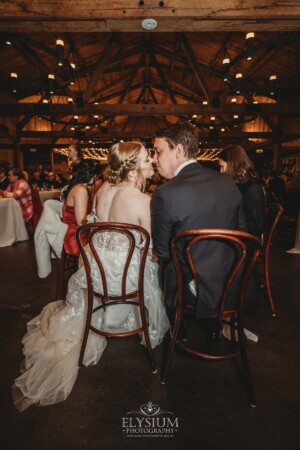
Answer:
68, 144, 83, 168
0, 168, 33, 222
62, 159, 95, 256
219, 144, 265, 237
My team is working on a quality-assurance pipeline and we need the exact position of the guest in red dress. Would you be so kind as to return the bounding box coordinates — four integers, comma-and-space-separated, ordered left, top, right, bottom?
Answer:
61, 160, 95, 257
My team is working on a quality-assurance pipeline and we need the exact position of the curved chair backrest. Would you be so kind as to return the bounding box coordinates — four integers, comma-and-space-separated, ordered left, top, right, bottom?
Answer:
76, 222, 157, 373
172, 229, 261, 320
76, 222, 150, 303
263, 203, 283, 254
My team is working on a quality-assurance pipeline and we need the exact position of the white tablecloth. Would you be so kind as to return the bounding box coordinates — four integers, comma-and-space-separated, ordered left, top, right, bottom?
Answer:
287, 210, 300, 254
39, 190, 61, 204
0, 198, 29, 247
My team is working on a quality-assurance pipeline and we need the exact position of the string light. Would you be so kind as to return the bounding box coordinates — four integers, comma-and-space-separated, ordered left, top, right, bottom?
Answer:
196, 148, 221, 161
53, 146, 222, 162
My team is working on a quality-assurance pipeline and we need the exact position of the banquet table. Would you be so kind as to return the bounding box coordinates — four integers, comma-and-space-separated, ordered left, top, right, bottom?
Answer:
39, 189, 61, 204
0, 198, 29, 247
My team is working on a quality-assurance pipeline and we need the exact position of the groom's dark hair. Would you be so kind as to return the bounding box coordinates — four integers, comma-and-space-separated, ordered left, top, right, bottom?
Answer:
155, 122, 198, 158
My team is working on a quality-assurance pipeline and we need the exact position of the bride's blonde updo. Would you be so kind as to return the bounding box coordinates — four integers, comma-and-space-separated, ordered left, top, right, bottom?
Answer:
108, 141, 143, 185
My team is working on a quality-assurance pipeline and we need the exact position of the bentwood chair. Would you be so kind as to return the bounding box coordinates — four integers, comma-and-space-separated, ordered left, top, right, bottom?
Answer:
160, 229, 261, 407
261, 203, 283, 316
76, 222, 157, 373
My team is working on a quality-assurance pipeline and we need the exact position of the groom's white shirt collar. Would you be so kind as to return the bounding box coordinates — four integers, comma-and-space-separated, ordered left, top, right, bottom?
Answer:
174, 159, 197, 177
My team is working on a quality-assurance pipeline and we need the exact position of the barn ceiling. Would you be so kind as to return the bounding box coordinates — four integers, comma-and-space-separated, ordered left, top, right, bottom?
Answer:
0, 1, 300, 158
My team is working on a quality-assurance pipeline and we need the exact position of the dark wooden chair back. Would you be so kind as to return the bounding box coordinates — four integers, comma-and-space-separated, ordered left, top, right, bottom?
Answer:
261, 203, 283, 316
76, 222, 156, 373
161, 229, 261, 406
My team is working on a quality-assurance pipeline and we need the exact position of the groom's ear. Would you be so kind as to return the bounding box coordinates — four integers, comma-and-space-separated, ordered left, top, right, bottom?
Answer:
176, 144, 184, 159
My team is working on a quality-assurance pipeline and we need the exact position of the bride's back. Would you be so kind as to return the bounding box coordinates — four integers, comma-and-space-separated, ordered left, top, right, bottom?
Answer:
95, 181, 149, 227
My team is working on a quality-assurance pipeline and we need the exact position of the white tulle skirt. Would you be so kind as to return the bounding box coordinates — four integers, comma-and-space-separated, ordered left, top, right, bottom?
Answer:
13, 244, 169, 411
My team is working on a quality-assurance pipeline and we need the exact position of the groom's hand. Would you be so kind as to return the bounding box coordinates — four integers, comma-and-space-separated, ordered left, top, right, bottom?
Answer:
148, 249, 158, 262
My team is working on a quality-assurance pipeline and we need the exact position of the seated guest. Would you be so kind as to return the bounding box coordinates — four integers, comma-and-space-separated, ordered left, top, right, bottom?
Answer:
268, 170, 287, 206
62, 159, 95, 257
55, 173, 67, 189
0, 168, 33, 222
44, 171, 58, 190
0, 166, 9, 190
30, 171, 43, 189
219, 144, 266, 238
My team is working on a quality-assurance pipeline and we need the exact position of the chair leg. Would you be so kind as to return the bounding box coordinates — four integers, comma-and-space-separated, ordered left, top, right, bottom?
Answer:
139, 298, 157, 373
264, 255, 277, 317
57, 250, 66, 300
230, 317, 238, 352
179, 307, 188, 342
160, 306, 182, 384
57, 252, 79, 301
237, 321, 256, 407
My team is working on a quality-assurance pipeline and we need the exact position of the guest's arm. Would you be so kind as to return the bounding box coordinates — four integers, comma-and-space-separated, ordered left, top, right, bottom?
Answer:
2, 181, 27, 200
151, 188, 173, 261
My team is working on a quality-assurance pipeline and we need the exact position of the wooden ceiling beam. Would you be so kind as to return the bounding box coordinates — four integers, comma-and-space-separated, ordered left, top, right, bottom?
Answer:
84, 33, 118, 103
180, 33, 212, 104
150, 53, 177, 104
18, 131, 300, 141
4, 103, 300, 117
105, 51, 146, 132
1, 2, 300, 32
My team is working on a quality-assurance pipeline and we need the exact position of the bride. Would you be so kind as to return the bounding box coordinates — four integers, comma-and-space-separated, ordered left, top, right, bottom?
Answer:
13, 141, 169, 411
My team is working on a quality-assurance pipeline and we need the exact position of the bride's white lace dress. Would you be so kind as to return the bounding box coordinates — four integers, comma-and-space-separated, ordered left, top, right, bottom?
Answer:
13, 227, 169, 411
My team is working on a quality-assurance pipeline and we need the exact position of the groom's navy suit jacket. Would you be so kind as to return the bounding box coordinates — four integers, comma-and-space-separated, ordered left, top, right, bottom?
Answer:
151, 162, 247, 319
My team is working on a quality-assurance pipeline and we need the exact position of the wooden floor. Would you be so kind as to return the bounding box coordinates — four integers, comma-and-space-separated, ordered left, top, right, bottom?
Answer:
0, 237, 299, 450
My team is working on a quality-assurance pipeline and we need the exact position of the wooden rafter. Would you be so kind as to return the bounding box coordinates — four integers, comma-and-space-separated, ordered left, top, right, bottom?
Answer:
1, 2, 300, 32
4, 103, 300, 117
84, 33, 118, 103
150, 53, 177, 105
211, 33, 232, 67
18, 131, 300, 142
180, 33, 212, 104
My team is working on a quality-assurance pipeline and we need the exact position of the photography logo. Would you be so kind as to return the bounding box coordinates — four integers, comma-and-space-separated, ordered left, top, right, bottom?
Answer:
122, 401, 179, 438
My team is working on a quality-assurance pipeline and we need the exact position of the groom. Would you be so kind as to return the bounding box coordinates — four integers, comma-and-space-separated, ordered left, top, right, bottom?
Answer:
151, 122, 247, 332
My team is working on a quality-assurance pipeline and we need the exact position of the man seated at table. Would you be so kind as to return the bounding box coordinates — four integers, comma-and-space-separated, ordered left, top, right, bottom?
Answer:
0, 168, 33, 222
0, 166, 9, 190
44, 172, 56, 190
30, 171, 43, 189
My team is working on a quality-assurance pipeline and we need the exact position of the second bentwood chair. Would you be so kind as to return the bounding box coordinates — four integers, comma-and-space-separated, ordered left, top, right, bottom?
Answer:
261, 203, 283, 317
76, 222, 157, 373
161, 229, 261, 407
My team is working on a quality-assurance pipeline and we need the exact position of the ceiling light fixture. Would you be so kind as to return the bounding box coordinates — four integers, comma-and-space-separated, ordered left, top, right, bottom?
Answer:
246, 32, 255, 60
56, 39, 64, 66
141, 19, 158, 31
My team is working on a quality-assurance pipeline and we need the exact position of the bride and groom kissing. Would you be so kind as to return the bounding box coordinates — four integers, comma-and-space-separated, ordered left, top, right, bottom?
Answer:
13, 122, 246, 410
